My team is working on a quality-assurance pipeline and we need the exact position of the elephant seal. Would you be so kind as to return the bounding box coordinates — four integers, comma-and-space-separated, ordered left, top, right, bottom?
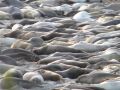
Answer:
101, 20, 120, 26
0, 63, 15, 74
49, 52, 91, 59
33, 45, 85, 55
92, 60, 120, 69
1, 48, 36, 55
0, 77, 41, 89
11, 37, 44, 49
0, 55, 17, 65
2, 0, 24, 8
4, 30, 44, 40
3, 68, 23, 78
55, 67, 92, 79
23, 71, 44, 84
38, 69, 63, 81
40, 63, 76, 71
48, 59, 89, 68
1, 48, 40, 62
76, 71, 119, 84
93, 79, 120, 90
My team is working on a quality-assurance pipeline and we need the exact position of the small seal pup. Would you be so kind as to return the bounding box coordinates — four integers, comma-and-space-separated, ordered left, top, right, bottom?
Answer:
76, 71, 119, 84
33, 45, 85, 55
23, 71, 44, 84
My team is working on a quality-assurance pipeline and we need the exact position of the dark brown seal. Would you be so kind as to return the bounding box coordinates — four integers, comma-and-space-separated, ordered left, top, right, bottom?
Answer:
38, 69, 63, 81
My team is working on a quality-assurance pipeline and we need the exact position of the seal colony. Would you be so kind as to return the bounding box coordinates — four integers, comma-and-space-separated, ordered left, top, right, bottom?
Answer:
0, 0, 120, 90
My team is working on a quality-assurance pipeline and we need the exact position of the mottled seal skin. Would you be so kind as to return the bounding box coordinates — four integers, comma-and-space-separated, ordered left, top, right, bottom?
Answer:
33, 45, 85, 55
55, 67, 92, 79
38, 69, 63, 81
101, 20, 120, 26
0, 55, 17, 65
76, 72, 119, 84
40, 63, 76, 71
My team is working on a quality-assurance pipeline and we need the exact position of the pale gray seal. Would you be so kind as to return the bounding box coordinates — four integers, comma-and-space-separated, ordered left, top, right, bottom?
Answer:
2, 0, 24, 8
0, 55, 17, 65
1, 48, 40, 62
23, 71, 44, 84
76, 71, 119, 84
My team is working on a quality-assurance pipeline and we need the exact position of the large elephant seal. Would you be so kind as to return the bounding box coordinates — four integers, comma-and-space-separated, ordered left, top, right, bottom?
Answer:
48, 59, 89, 68
11, 37, 44, 49
33, 45, 85, 55
76, 71, 119, 84
1, 48, 40, 62
0, 55, 17, 65
55, 67, 92, 79
4, 30, 44, 40
40, 63, 76, 71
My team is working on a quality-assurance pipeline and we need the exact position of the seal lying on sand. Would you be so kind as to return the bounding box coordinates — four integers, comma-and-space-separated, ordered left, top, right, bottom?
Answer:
55, 67, 92, 79
38, 69, 63, 81
76, 71, 119, 84
0, 55, 17, 65
11, 37, 44, 49
33, 45, 86, 55
1, 48, 40, 62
